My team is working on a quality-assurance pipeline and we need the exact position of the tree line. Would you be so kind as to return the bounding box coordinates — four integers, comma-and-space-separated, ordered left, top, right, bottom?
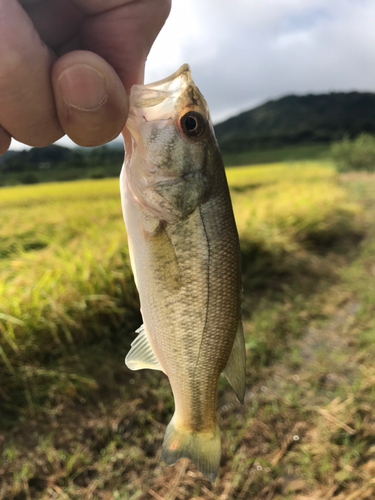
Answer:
0, 144, 124, 173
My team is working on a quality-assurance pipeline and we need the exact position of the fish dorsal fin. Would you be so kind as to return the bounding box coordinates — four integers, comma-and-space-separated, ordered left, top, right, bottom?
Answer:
125, 325, 163, 372
222, 320, 246, 404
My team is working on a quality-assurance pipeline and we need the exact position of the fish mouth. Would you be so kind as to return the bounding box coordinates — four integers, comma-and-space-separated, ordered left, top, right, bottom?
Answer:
141, 64, 191, 92
130, 64, 192, 108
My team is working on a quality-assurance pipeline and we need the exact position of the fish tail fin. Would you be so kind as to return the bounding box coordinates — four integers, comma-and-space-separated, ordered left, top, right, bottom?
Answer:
162, 415, 220, 482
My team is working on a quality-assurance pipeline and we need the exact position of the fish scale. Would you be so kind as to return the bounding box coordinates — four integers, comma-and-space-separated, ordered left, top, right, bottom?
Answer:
120, 64, 246, 482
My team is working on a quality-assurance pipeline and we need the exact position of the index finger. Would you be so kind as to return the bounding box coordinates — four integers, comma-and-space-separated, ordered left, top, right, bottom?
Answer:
77, 0, 172, 88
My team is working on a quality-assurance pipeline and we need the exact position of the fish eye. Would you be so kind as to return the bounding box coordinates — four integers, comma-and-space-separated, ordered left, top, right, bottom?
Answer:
180, 111, 206, 138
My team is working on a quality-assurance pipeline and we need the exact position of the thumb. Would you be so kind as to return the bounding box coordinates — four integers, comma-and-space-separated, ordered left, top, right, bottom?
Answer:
52, 50, 128, 147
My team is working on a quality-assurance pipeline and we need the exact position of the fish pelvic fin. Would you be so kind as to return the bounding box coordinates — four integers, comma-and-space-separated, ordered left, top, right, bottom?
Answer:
223, 320, 246, 404
162, 416, 220, 483
125, 325, 163, 372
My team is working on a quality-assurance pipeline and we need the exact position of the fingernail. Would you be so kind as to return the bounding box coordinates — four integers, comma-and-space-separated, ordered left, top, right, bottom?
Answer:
58, 65, 107, 111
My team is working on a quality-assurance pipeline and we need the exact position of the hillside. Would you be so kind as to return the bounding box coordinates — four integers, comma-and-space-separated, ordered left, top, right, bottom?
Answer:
214, 91, 375, 153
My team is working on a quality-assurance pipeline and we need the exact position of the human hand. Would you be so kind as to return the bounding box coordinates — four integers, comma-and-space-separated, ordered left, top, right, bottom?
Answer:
0, 0, 171, 155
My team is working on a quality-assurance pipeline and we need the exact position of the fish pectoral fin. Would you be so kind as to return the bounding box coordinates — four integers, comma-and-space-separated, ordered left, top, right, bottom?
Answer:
222, 320, 246, 404
125, 325, 163, 372
153, 174, 208, 220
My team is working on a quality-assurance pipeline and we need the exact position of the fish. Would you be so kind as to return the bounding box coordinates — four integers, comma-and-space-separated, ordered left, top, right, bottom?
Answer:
120, 64, 245, 482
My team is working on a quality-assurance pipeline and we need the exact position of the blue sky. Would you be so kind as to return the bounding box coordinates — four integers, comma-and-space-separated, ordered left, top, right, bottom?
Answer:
11, 0, 375, 150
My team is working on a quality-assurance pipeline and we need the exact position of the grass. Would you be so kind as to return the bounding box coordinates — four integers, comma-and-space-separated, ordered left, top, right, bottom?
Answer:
229, 164, 358, 254
1, 160, 374, 499
226, 160, 334, 186
0, 179, 141, 422
222, 143, 331, 167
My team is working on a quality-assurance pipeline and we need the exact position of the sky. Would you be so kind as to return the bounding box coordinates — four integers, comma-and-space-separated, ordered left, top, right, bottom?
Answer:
11, 0, 375, 150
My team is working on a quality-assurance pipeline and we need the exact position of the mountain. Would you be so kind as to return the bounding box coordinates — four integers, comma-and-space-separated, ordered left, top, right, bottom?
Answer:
214, 92, 375, 153
0, 149, 19, 164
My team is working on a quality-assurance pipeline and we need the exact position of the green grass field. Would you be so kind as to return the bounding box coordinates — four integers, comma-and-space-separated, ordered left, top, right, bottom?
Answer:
1, 161, 375, 499
222, 143, 331, 166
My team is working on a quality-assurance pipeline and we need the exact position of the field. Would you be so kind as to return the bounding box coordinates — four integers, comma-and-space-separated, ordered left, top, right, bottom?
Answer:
222, 143, 331, 167
1, 161, 375, 499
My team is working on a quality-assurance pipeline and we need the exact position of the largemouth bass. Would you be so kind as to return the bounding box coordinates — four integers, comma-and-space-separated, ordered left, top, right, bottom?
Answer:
120, 64, 245, 482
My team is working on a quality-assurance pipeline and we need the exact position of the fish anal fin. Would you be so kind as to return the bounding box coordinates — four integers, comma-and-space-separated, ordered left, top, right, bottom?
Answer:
223, 320, 246, 404
125, 325, 163, 372
162, 415, 220, 483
